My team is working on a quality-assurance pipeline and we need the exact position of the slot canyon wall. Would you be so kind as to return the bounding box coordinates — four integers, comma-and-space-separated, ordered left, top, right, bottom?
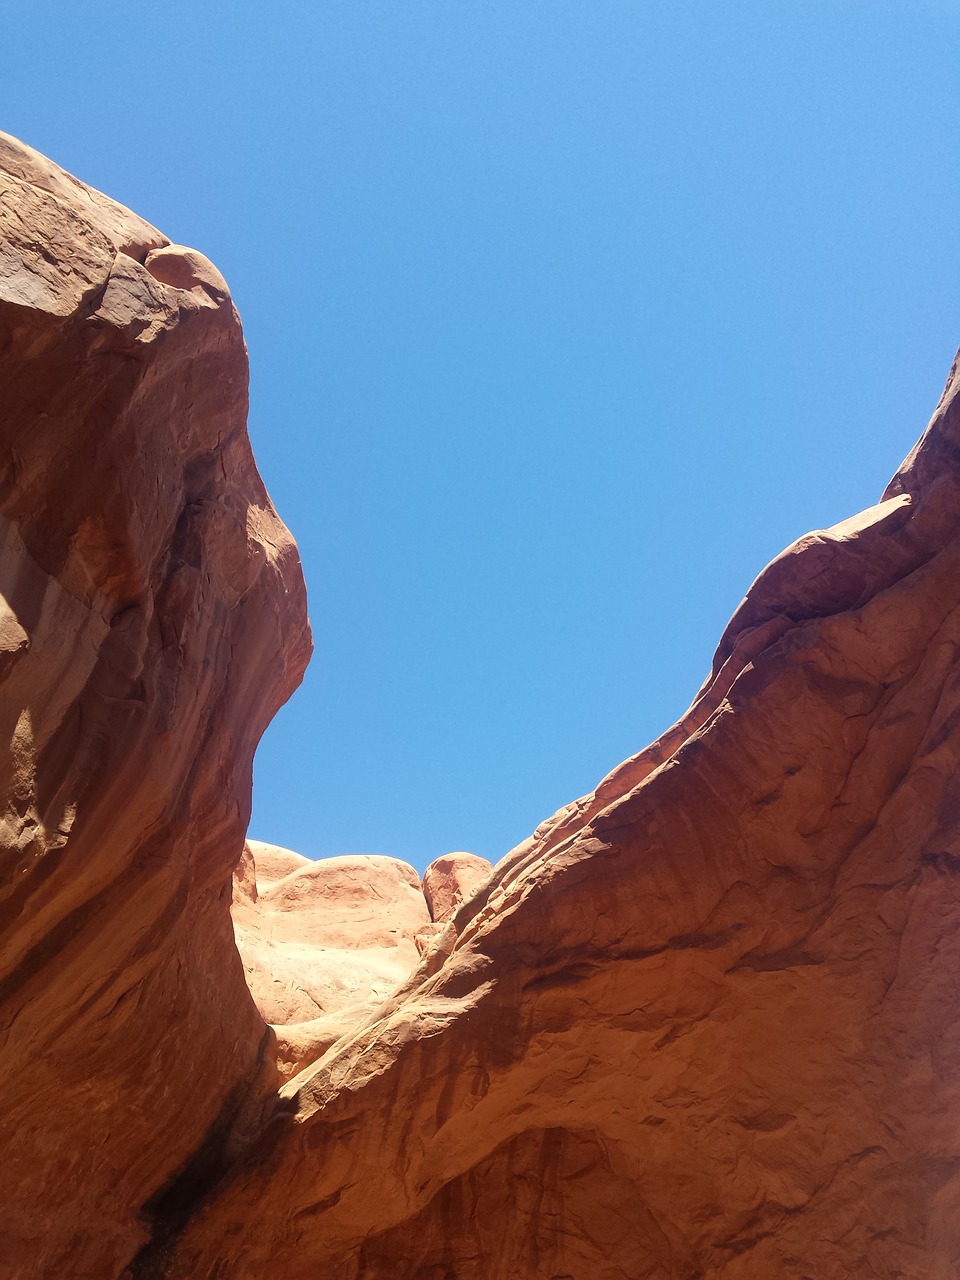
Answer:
1, 134, 958, 1279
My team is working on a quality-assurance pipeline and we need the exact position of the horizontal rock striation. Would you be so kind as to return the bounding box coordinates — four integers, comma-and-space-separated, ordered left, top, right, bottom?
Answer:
2, 135, 958, 1278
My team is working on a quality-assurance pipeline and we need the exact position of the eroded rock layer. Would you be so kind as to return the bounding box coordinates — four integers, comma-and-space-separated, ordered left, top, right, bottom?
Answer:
0, 132, 311, 1278
166, 375, 960, 1277
2, 135, 959, 1279
231, 844, 491, 1079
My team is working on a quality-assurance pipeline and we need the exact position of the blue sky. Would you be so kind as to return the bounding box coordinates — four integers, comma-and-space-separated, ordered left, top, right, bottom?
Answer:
5, 3, 958, 871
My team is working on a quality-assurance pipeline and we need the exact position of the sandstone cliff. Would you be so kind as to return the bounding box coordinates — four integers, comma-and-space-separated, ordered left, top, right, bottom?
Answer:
0, 132, 311, 1277
2, 134, 958, 1279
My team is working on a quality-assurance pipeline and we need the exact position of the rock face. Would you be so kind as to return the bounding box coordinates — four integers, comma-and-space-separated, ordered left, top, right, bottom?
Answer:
422, 850, 494, 924
234, 844, 430, 1029
233, 843, 484, 1080
232, 844, 493, 1078
2, 134, 959, 1279
0, 132, 311, 1277
168, 373, 960, 1278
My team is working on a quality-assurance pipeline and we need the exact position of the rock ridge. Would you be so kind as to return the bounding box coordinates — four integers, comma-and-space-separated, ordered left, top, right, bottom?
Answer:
171, 355, 960, 1276
0, 133, 958, 1279
0, 131, 311, 1277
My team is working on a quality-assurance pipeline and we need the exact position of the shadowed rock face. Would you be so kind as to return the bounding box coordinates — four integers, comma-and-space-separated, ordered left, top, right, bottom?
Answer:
2, 135, 959, 1279
0, 132, 312, 1277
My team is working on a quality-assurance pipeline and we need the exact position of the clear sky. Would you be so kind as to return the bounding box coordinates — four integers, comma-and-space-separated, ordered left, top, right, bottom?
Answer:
4, 3, 958, 872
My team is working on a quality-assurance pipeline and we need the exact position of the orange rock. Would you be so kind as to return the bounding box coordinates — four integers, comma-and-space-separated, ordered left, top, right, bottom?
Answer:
243, 837, 311, 891
164, 365, 960, 1276
0, 131, 310, 1277
229, 847, 496, 1080
232, 844, 431, 1077
3, 132, 960, 1279
422, 851, 493, 924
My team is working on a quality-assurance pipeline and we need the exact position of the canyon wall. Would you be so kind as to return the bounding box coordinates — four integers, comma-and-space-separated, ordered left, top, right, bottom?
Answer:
0, 132, 311, 1277
1, 135, 958, 1279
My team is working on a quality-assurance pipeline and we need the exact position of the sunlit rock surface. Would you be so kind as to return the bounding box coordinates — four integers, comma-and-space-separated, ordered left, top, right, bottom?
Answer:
2, 133, 959, 1279
0, 131, 311, 1278
168, 365, 960, 1278
232, 844, 493, 1079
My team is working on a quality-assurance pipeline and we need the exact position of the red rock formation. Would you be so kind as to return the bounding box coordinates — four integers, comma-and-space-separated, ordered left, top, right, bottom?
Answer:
164, 373, 960, 1276
2, 134, 959, 1279
0, 132, 310, 1277
231, 844, 493, 1079
423, 851, 494, 924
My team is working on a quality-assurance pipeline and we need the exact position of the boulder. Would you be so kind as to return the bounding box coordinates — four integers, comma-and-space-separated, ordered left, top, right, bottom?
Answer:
422, 851, 493, 923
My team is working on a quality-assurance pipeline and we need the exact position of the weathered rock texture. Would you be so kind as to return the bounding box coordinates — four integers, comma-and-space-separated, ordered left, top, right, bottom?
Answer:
0, 132, 311, 1277
231, 844, 491, 1080
167, 386, 960, 1277
2, 134, 959, 1279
